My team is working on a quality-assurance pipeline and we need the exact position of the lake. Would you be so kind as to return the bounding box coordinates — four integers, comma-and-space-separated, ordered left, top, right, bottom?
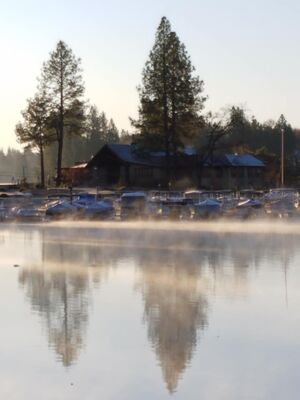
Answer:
0, 221, 299, 400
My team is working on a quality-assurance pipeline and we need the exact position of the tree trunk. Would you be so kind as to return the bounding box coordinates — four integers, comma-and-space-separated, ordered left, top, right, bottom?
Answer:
56, 59, 64, 187
56, 112, 64, 186
162, 46, 170, 189
170, 84, 177, 184
40, 145, 45, 188
56, 133, 63, 187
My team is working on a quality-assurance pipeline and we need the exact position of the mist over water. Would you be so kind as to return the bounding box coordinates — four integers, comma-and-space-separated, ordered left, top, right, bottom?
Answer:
34, 218, 300, 237
0, 221, 299, 399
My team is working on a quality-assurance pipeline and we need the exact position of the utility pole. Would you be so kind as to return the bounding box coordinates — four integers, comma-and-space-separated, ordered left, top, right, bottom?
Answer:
281, 127, 284, 187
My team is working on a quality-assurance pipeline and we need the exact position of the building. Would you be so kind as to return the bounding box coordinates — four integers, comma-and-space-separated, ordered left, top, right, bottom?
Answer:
61, 162, 88, 186
201, 154, 265, 190
86, 144, 198, 188
63, 144, 266, 189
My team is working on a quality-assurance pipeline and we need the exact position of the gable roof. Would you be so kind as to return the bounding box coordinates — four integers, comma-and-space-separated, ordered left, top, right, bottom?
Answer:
87, 143, 164, 168
203, 154, 265, 168
109, 144, 158, 165
222, 154, 265, 167
87, 144, 265, 169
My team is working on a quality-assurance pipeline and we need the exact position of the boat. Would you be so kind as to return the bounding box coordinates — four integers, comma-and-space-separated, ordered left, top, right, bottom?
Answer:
235, 198, 264, 219
80, 199, 115, 219
15, 206, 45, 222
120, 192, 147, 219
192, 198, 222, 219
45, 200, 78, 219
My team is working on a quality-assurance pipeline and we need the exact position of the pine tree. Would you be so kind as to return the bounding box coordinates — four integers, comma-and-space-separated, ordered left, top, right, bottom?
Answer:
40, 41, 85, 186
15, 91, 54, 187
132, 17, 206, 160
119, 129, 133, 144
106, 119, 119, 143
85, 106, 104, 158
99, 112, 109, 142
275, 114, 295, 157
85, 108, 119, 158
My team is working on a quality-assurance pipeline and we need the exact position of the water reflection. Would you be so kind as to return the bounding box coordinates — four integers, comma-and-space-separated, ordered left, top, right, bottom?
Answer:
11, 224, 299, 395
19, 261, 90, 367
136, 251, 209, 393
17, 231, 127, 367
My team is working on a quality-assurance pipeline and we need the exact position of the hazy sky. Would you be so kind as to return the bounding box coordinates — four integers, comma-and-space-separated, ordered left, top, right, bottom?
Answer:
1, 0, 300, 149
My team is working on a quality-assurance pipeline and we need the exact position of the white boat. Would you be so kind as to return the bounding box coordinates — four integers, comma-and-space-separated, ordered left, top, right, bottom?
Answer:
192, 198, 221, 219
237, 199, 263, 208
235, 198, 264, 219
45, 200, 77, 218
120, 192, 147, 219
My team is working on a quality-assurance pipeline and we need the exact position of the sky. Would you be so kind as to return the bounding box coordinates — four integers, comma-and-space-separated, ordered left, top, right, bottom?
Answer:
1, 0, 300, 150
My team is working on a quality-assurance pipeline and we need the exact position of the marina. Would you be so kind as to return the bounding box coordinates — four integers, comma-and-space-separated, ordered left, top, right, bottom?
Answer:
0, 188, 300, 222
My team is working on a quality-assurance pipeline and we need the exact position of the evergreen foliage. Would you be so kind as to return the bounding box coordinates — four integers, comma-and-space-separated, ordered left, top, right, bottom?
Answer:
40, 40, 85, 186
84, 106, 119, 160
106, 119, 119, 144
132, 17, 206, 154
85, 106, 103, 157
15, 91, 55, 187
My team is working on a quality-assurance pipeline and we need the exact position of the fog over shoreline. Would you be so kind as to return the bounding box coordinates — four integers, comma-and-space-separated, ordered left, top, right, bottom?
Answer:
1, 219, 299, 235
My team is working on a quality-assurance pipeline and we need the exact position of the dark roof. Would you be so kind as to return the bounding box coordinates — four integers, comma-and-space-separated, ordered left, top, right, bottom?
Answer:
109, 144, 162, 166
204, 154, 265, 168
87, 144, 265, 169
87, 144, 164, 168
216, 154, 265, 167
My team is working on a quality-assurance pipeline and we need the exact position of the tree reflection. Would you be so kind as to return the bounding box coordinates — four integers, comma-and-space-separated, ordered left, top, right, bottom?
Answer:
136, 250, 209, 393
16, 225, 298, 388
19, 267, 89, 366
18, 236, 112, 367
134, 232, 297, 393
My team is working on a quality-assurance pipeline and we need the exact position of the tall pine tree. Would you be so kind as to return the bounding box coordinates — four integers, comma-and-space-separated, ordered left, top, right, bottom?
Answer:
40, 41, 85, 186
15, 91, 54, 187
132, 17, 206, 165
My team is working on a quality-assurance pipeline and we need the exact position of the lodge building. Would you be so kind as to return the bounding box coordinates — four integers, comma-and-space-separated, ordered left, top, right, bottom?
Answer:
62, 143, 266, 189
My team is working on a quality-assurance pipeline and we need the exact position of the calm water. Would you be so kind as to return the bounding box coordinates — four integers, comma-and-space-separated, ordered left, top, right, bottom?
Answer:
0, 221, 300, 400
